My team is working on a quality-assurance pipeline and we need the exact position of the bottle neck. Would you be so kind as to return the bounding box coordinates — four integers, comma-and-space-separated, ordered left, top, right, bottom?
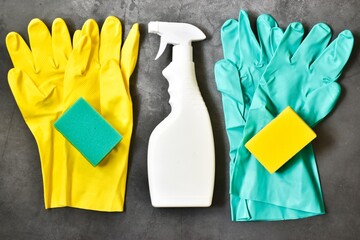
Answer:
172, 45, 193, 62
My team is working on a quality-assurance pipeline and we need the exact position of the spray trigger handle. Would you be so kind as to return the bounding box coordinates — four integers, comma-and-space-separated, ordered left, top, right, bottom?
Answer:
148, 21, 206, 60
155, 37, 168, 60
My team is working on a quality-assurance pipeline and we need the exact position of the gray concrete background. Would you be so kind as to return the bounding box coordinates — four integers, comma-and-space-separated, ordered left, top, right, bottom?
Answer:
0, 0, 360, 239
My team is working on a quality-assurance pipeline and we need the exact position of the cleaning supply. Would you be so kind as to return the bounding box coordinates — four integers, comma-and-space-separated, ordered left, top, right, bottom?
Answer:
214, 10, 285, 220
148, 21, 215, 207
7, 17, 140, 211
215, 11, 354, 220
245, 106, 316, 174
54, 97, 122, 166
230, 22, 353, 220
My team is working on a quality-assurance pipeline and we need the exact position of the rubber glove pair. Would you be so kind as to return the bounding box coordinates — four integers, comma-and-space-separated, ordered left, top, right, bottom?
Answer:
7, 17, 140, 211
215, 10, 354, 221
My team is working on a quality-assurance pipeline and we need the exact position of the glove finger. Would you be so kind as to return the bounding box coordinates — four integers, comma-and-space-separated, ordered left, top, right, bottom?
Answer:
291, 23, 332, 64
257, 13, 283, 62
221, 19, 240, 65
67, 35, 92, 77
274, 22, 304, 61
81, 19, 100, 61
8, 68, 45, 117
100, 16, 122, 65
73, 30, 81, 47
64, 35, 95, 108
300, 82, 341, 127
238, 10, 261, 65
52, 18, 72, 68
214, 59, 244, 104
310, 30, 354, 81
6, 32, 34, 73
120, 23, 140, 90
28, 18, 54, 70
270, 27, 284, 53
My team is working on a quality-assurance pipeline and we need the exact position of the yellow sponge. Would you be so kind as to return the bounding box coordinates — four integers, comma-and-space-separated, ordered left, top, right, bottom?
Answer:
245, 106, 316, 174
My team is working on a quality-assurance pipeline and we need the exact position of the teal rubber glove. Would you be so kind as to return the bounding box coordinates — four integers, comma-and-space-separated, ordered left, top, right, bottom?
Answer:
214, 10, 284, 220
230, 22, 354, 220
215, 10, 283, 164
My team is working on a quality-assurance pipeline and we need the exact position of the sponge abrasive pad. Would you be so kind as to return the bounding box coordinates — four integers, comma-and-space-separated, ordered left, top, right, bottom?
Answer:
245, 106, 316, 174
54, 97, 122, 166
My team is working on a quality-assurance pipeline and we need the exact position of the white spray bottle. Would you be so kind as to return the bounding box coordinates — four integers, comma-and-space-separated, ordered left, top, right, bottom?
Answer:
147, 21, 215, 207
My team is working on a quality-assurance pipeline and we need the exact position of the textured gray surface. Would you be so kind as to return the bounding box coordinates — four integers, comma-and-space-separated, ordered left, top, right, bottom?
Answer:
0, 0, 360, 239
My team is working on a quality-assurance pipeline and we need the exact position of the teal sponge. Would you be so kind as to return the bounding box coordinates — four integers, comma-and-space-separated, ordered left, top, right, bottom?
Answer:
54, 97, 122, 166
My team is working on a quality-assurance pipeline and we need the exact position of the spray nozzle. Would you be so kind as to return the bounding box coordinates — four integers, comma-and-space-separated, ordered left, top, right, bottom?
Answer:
148, 21, 206, 60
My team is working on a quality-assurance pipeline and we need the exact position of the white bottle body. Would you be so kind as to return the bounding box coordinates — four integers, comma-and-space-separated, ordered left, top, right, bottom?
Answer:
148, 58, 215, 207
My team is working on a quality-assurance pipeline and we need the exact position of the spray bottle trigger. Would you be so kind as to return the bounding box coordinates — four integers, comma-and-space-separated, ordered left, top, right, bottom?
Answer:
155, 37, 167, 60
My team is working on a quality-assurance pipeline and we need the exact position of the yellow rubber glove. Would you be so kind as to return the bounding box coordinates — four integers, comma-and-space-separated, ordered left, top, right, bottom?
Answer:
59, 17, 139, 211
7, 17, 140, 212
7, 18, 71, 209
